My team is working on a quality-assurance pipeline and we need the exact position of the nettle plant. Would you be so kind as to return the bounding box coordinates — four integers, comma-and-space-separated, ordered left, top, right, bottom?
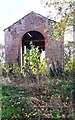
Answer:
22, 42, 48, 83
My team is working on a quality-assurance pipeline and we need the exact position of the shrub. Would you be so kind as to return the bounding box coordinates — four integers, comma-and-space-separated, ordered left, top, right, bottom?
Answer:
22, 42, 48, 83
2, 64, 10, 77
11, 63, 21, 77
64, 57, 75, 73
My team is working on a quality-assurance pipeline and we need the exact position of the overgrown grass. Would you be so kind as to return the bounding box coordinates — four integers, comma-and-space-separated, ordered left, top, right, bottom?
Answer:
2, 85, 35, 120
0, 84, 2, 120
1, 79, 74, 120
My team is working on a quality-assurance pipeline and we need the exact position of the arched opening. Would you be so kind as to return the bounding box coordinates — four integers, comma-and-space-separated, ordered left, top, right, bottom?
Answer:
21, 31, 45, 64
22, 31, 45, 53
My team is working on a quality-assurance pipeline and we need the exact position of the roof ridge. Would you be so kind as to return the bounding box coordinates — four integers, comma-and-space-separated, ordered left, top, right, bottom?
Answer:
4, 11, 54, 31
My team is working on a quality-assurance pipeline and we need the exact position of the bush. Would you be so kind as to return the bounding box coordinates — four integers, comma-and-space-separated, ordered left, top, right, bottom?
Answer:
22, 42, 48, 83
10, 63, 21, 77
2, 86, 32, 119
64, 57, 75, 74
2, 64, 10, 77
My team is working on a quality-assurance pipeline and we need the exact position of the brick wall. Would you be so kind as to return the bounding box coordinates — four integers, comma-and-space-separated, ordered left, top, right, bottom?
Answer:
4, 11, 64, 67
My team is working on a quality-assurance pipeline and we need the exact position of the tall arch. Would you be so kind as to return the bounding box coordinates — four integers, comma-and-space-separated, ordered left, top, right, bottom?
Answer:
21, 30, 45, 64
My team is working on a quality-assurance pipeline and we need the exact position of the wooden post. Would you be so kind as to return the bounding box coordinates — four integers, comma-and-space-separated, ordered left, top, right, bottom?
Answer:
21, 46, 22, 73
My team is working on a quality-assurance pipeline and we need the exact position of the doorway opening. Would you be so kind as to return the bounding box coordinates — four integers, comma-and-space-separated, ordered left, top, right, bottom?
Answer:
21, 31, 45, 64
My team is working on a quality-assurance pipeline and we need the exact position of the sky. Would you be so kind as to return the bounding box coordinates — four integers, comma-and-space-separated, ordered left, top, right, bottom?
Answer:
0, 0, 73, 45
0, 0, 47, 45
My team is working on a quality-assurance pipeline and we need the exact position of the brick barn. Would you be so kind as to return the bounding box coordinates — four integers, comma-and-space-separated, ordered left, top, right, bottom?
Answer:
4, 11, 64, 67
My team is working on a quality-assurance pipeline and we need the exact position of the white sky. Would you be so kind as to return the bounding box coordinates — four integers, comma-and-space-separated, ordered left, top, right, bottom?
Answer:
0, 0, 73, 45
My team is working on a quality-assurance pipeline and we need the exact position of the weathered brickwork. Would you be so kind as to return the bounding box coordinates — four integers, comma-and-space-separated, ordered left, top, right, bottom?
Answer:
4, 11, 64, 67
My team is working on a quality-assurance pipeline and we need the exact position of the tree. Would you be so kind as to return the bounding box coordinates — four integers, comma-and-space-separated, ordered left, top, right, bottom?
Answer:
40, 1, 75, 118
41, 0, 75, 72
41, 0, 74, 40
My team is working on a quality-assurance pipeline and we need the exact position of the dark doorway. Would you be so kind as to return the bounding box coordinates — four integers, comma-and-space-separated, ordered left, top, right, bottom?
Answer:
22, 30, 45, 54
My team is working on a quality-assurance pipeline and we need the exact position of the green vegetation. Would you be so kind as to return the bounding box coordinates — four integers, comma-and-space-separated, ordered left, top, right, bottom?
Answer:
22, 42, 48, 83
1, 42, 74, 119
1, 1, 75, 118
1, 77, 74, 119
2, 86, 34, 120
42, 0, 74, 40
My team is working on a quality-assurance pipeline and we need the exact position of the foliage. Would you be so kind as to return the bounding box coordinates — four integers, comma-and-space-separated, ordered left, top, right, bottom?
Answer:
1, 1, 75, 119
47, 75, 74, 119
2, 63, 21, 78
10, 63, 21, 77
65, 57, 75, 72
2, 64, 10, 77
48, 41, 75, 78
64, 41, 74, 65
28, 74, 74, 119
42, 0, 74, 40
2, 86, 33, 119
22, 42, 48, 82
1, 59, 74, 119
2, 76, 74, 120
64, 57, 75, 82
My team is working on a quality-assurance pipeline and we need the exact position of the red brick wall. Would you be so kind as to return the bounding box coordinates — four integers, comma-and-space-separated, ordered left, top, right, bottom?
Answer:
4, 11, 64, 67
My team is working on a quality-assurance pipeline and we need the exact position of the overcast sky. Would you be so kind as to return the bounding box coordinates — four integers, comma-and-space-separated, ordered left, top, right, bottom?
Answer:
0, 0, 73, 45
0, 0, 48, 45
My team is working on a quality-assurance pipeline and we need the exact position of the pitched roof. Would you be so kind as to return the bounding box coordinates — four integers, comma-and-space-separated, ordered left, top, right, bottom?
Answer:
4, 11, 46, 31
4, 11, 55, 31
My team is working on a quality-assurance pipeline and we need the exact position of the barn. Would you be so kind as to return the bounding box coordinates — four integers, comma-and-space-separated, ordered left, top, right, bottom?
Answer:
4, 11, 64, 67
